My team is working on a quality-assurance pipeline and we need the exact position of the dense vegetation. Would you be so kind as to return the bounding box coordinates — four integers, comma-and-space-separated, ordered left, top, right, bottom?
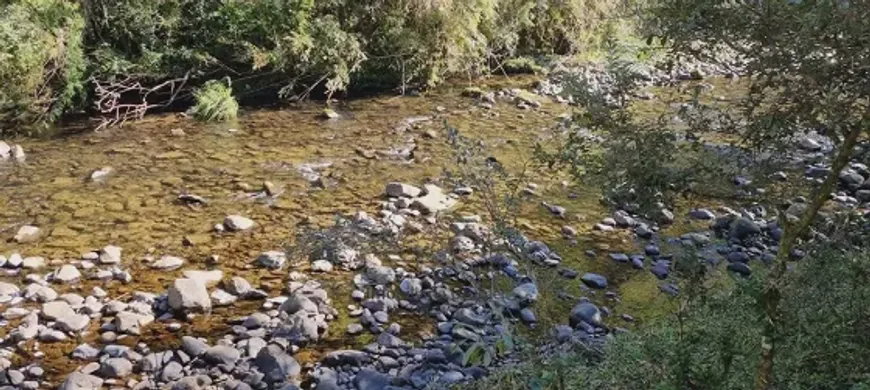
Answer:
0, 0, 630, 132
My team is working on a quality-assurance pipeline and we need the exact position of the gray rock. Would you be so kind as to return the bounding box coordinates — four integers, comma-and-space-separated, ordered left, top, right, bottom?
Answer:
385, 182, 422, 198
258, 251, 287, 269
161, 361, 184, 382
255, 344, 301, 383
569, 303, 602, 327
399, 278, 422, 296
377, 332, 404, 348
59, 372, 103, 390
364, 266, 396, 285
513, 282, 538, 302
224, 215, 255, 231
353, 368, 391, 390
42, 300, 75, 321
72, 344, 101, 360
323, 350, 370, 367
225, 277, 252, 296
689, 209, 716, 220
347, 323, 364, 335
580, 273, 608, 289
0, 282, 17, 298
101, 357, 133, 378
114, 311, 153, 335
182, 336, 210, 357
56, 313, 90, 332
729, 218, 761, 240
168, 278, 211, 312
203, 345, 241, 366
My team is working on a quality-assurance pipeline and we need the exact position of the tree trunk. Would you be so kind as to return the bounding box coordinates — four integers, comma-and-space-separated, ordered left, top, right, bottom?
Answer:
753, 125, 864, 390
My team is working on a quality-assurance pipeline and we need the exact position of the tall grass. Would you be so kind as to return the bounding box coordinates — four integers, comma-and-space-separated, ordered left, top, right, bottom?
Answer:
191, 81, 238, 122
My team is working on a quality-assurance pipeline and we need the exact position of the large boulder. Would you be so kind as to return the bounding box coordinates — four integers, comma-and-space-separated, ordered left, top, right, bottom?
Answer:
167, 278, 211, 313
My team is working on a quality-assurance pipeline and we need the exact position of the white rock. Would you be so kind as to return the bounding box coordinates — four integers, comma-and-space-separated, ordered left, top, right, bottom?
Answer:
56, 313, 90, 332
0, 282, 19, 297
167, 278, 211, 312
21, 256, 45, 269
210, 289, 237, 306
311, 260, 333, 272
11, 145, 25, 162
0, 141, 10, 159
411, 185, 458, 215
42, 301, 76, 321
99, 245, 122, 264
3, 307, 30, 320
6, 253, 22, 268
14, 225, 41, 243
150, 256, 184, 270
223, 215, 255, 231
114, 311, 154, 335
89, 167, 113, 182
53, 265, 82, 283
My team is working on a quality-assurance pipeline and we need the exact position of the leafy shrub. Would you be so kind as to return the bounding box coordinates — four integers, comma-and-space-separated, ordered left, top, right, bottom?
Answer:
0, 0, 86, 133
191, 80, 238, 122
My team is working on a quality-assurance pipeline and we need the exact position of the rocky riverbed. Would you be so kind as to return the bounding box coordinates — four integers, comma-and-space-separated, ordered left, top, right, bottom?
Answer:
1, 62, 868, 390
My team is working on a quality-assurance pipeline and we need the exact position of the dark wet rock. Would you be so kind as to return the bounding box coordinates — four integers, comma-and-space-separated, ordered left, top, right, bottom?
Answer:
630, 255, 645, 269
580, 273, 607, 289
520, 308, 537, 324
659, 283, 680, 296
634, 225, 653, 239
726, 251, 750, 263
727, 262, 752, 276
689, 208, 716, 220
453, 308, 487, 327
323, 350, 371, 367
354, 368, 392, 390
558, 268, 578, 279
609, 253, 629, 263
729, 218, 761, 240
644, 244, 660, 256
650, 262, 669, 280
569, 303, 602, 327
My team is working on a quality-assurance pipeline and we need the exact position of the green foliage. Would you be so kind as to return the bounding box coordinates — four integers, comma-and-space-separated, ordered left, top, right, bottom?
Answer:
191, 80, 238, 122
502, 57, 545, 74
0, 0, 86, 133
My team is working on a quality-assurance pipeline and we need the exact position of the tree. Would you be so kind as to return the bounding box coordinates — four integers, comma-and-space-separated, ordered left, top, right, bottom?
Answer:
649, 1, 870, 388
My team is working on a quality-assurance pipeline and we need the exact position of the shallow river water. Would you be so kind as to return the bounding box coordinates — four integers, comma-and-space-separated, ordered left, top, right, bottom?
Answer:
0, 77, 697, 382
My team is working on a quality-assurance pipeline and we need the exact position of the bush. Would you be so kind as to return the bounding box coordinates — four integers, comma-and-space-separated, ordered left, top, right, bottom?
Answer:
191, 80, 238, 122
0, 0, 86, 133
